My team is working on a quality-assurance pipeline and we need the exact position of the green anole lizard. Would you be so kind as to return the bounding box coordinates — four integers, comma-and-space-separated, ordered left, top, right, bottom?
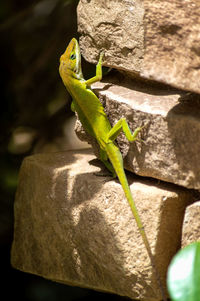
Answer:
59, 38, 167, 301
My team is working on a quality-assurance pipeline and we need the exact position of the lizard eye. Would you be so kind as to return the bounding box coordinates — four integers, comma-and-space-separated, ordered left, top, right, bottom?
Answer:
70, 53, 76, 60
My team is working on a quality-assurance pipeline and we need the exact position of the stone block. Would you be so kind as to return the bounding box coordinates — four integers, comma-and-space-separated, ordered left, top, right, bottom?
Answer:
143, 0, 200, 93
11, 150, 193, 300
182, 201, 200, 248
77, 0, 144, 73
75, 75, 200, 190
77, 0, 200, 94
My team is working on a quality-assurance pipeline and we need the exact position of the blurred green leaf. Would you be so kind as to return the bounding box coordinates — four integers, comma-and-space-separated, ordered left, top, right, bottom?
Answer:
167, 242, 200, 301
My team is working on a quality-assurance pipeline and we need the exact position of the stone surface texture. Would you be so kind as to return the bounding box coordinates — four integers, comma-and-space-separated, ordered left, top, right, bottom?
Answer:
182, 201, 200, 248
143, 0, 200, 93
77, 0, 144, 74
77, 0, 200, 94
75, 75, 200, 190
11, 150, 193, 300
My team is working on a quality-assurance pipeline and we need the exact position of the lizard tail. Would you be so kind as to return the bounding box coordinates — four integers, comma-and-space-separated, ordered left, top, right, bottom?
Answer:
105, 142, 167, 301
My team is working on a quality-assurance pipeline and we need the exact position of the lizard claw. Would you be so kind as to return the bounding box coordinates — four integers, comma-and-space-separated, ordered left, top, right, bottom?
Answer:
134, 122, 149, 144
99, 51, 104, 62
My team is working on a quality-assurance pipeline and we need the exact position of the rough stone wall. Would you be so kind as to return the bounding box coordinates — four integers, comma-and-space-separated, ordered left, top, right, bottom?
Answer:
76, 0, 200, 189
11, 1, 200, 301
75, 0, 200, 296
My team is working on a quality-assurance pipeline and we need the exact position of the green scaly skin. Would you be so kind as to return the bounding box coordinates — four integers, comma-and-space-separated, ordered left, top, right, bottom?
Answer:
59, 38, 167, 301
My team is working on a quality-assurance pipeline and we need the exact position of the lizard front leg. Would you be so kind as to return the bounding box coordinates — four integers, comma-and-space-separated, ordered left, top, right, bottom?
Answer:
84, 52, 104, 86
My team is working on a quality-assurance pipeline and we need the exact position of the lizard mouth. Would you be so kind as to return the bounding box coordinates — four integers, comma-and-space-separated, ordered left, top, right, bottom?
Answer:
59, 38, 82, 78
72, 38, 81, 75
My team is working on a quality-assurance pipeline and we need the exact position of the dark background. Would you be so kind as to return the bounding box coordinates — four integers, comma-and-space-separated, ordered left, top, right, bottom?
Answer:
0, 0, 128, 300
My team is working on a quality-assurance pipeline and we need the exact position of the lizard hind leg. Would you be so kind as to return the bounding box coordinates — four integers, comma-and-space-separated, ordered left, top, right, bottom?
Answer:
107, 118, 143, 143
99, 148, 116, 178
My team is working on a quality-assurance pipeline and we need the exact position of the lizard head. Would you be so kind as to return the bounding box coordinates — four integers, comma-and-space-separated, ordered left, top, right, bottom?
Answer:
59, 38, 83, 80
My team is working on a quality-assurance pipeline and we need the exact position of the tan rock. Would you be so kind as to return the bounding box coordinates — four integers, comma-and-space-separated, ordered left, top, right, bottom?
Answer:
77, 0, 200, 94
182, 201, 200, 248
143, 0, 200, 93
11, 150, 193, 300
75, 75, 200, 190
